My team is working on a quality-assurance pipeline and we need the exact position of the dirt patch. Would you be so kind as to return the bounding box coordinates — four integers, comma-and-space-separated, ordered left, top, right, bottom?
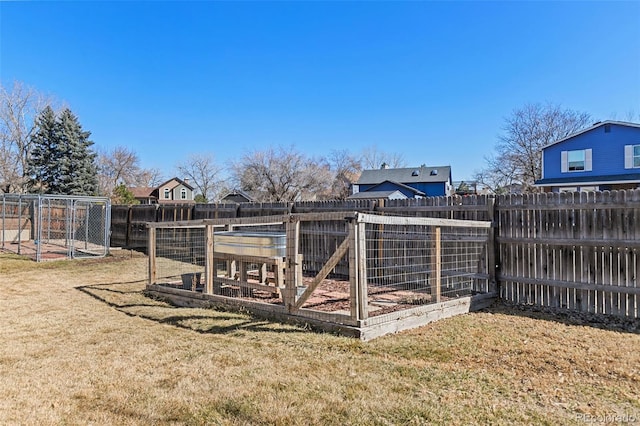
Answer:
490, 300, 640, 334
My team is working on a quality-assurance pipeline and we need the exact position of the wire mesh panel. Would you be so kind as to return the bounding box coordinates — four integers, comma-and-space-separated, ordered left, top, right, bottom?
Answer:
363, 216, 491, 317
154, 225, 207, 289
71, 200, 111, 258
1, 194, 111, 261
152, 222, 289, 301
1, 197, 32, 254
299, 219, 350, 278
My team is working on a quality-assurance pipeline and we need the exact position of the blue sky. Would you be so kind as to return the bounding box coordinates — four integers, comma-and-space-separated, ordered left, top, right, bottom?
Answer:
1, 1, 639, 182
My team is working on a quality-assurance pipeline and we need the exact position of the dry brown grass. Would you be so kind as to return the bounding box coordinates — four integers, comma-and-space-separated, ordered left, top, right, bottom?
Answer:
1, 250, 639, 425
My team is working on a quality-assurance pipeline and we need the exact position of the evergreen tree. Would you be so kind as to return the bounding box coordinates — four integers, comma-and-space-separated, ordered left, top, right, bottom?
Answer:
26, 108, 98, 195
26, 106, 60, 193
112, 183, 139, 204
57, 109, 98, 195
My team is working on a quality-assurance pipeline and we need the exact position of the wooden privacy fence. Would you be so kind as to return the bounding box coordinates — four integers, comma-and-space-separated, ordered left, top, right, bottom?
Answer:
497, 191, 640, 318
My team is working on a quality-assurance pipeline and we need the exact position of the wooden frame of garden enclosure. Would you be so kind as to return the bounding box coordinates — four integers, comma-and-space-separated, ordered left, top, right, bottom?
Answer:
146, 212, 496, 340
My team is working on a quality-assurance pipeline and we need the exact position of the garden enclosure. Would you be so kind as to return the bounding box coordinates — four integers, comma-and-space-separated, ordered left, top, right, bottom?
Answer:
1, 194, 111, 261
146, 212, 496, 339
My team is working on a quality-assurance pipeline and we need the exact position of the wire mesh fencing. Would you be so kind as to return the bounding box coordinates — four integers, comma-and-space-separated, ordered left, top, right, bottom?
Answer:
1, 194, 111, 261
154, 225, 207, 289
364, 219, 491, 316
151, 221, 289, 300
148, 212, 495, 330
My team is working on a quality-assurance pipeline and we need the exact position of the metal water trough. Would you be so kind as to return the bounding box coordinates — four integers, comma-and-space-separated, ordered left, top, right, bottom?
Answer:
214, 231, 286, 258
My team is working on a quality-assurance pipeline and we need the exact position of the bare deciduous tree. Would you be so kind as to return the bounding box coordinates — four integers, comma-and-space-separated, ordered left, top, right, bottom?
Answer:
97, 146, 164, 197
473, 156, 520, 194
477, 103, 592, 192
0, 81, 56, 193
176, 153, 225, 202
134, 167, 164, 188
232, 146, 332, 202
327, 149, 362, 199
360, 145, 407, 170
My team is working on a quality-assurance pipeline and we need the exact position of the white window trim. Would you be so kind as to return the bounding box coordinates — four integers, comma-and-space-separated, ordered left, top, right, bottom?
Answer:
181, 188, 187, 200
624, 144, 640, 169
164, 188, 171, 199
561, 149, 592, 173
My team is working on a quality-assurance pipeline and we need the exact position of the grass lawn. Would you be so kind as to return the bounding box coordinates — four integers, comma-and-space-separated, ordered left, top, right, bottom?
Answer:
1, 251, 639, 425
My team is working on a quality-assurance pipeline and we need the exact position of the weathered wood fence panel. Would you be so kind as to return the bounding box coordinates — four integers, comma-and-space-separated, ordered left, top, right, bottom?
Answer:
193, 203, 238, 220
496, 190, 640, 318
238, 202, 292, 217
110, 205, 129, 247
127, 205, 158, 252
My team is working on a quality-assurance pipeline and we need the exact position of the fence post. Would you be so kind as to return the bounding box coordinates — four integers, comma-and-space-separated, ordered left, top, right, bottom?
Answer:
348, 214, 371, 321
1, 194, 4, 249
285, 215, 300, 311
225, 224, 236, 279
204, 224, 214, 294
487, 196, 498, 294
430, 226, 441, 302
348, 217, 359, 320
357, 220, 369, 320
17, 196, 22, 255
36, 196, 42, 262
148, 226, 156, 285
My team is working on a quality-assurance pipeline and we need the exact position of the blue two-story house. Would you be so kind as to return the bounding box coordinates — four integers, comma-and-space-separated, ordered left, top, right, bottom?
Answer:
350, 164, 453, 199
535, 121, 640, 192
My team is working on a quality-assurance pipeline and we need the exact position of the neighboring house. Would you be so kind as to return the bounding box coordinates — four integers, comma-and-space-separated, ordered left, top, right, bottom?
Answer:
347, 189, 408, 200
221, 189, 256, 203
130, 187, 157, 204
353, 165, 453, 198
130, 177, 195, 204
535, 121, 640, 192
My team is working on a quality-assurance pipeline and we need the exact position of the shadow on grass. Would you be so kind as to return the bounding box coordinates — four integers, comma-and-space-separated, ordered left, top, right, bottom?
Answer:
481, 299, 640, 335
75, 282, 307, 336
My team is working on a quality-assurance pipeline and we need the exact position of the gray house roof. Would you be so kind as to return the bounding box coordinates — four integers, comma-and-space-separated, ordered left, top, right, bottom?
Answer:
347, 190, 407, 200
542, 120, 640, 149
366, 180, 426, 196
221, 189, 255, 203
357, 166, 452, 185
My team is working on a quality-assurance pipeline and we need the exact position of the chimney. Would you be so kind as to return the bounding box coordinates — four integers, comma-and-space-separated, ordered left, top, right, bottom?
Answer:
381, 162, 389, 169
184, 178, 190, 184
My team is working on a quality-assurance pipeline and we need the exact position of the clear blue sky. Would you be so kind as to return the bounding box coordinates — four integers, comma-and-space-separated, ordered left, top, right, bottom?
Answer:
1, 1, 639, 182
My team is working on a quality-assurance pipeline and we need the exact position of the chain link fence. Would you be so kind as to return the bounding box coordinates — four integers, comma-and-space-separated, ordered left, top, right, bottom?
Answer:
1, 194, 111, 261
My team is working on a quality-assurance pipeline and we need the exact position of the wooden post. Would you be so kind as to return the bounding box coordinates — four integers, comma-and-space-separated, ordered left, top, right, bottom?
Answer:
259, 263, 267, 284
348, 219, 360, 320
204, 224, 214, 294
285, 216, 300, 311
357, 221, 369, 320
430, 226, 441, 303
148, 226, 156, 285
225, 224, 236, 279
487, 196, 497, 294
